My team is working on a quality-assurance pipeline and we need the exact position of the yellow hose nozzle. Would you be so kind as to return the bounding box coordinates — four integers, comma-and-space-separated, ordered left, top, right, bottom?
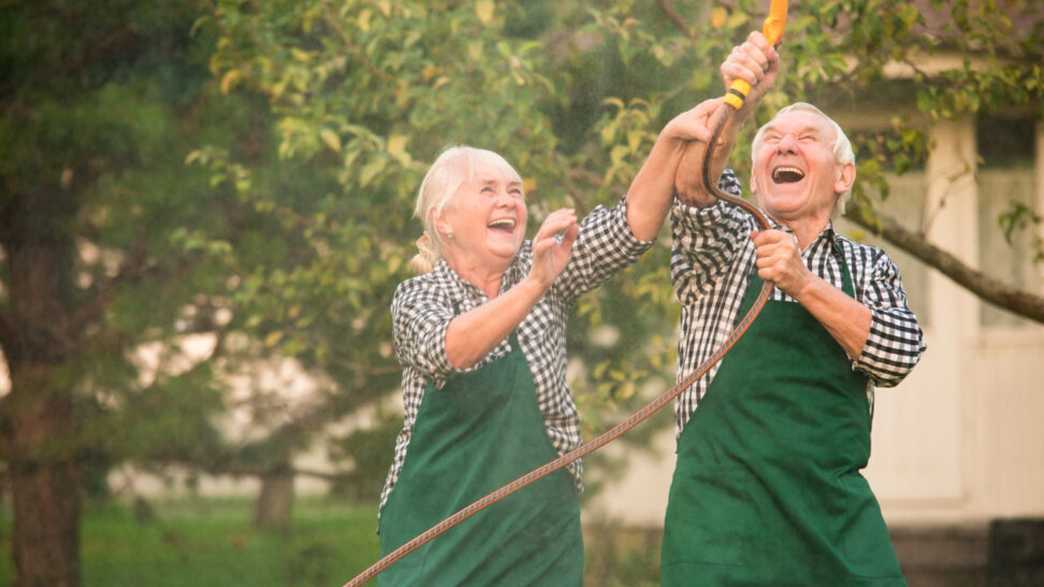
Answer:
763, 0, 788, 45
724, 79, 752, 110
722, 0, 788, 110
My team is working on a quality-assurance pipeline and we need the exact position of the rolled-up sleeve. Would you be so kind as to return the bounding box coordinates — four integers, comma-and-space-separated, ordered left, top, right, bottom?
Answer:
391, 278, 455, 387
854, 251, 927, 387
553, 197, 654, 302
670, 170, 749, 305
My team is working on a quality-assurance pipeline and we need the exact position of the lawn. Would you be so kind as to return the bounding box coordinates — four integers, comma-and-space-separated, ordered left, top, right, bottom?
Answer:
0, 497, 380, 587
0, 496, 662, 586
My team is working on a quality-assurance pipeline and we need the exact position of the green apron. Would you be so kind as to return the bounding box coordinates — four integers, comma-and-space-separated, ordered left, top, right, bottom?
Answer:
378, 334, 583, 586
662, 244, 905, 586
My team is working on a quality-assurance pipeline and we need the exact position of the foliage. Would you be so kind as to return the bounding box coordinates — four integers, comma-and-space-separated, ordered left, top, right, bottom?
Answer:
202, 0, 1044, 489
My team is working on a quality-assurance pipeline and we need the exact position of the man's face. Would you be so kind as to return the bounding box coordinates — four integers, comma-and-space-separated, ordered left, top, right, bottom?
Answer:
751, 110, 851, 224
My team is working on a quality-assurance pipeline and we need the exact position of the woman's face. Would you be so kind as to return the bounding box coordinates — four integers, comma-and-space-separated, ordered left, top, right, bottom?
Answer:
437, 158, 528, 270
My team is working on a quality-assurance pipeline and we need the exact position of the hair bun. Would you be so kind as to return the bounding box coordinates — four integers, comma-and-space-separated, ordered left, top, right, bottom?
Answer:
409, 233, 438, 273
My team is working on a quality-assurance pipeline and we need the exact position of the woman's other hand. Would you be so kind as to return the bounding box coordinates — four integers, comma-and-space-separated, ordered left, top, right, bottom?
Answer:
527, 208, 579, 291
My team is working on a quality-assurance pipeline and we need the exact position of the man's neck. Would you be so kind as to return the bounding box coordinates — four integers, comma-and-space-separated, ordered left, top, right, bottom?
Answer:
769, 213, 831, 251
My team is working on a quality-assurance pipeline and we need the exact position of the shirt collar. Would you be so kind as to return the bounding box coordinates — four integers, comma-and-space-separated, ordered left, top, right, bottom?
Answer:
431, 255, 525, 303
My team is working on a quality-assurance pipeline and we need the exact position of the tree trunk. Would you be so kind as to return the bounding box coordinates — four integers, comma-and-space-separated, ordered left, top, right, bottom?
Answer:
255, 466, 294, 532
7, 365, 81, 587
1, 207, 84, 587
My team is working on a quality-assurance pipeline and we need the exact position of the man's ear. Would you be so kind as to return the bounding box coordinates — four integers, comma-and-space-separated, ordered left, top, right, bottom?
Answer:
834, 162, 856, 195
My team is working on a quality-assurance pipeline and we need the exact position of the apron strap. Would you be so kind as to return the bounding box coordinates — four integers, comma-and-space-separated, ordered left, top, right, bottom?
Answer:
831, 236, 855, 299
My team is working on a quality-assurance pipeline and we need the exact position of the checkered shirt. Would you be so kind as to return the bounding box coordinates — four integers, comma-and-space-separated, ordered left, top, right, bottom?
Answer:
671, 170, 927, 434
379, 197, 654, 514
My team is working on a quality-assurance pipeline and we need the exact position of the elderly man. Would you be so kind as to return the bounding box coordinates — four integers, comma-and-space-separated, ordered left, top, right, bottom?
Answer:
661, 32, 927, 585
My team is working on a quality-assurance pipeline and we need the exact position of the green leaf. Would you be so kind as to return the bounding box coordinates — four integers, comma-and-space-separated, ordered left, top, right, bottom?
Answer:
359, 158, 386, 187
475, 0, 495, 25
320, 129, 342, 153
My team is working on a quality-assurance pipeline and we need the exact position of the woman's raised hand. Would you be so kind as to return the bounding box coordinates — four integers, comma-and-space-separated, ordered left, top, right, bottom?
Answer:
527, 208, 579, 291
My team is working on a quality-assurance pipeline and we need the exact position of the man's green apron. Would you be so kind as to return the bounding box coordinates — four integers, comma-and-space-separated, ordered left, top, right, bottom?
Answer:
378, 334, 583, 586
662, 243, 905, 586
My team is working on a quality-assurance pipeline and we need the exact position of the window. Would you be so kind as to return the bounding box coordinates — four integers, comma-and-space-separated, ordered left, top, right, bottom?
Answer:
976, 115, 1039, 329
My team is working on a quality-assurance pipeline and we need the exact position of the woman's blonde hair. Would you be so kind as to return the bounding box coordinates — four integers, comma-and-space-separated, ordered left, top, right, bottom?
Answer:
409, 146, 521, 273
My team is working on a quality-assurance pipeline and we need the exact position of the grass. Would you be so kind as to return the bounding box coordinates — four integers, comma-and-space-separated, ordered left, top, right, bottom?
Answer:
0, 496, 664, 586
0, 496, 380, 587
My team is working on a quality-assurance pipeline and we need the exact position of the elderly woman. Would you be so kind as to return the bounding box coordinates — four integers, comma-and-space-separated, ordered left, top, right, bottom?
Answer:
377, 105, 718, 585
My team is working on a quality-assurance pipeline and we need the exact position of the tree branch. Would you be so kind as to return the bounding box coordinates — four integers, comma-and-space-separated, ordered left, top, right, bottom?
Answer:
320, 1, 395, 83
655, 0, 697, 41
844, 204, 1044, 325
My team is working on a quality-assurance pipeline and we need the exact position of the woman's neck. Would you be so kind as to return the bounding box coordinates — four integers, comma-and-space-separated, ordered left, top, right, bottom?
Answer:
444, 252, 509, 298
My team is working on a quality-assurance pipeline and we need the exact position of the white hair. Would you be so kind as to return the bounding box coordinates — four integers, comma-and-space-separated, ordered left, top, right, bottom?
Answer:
750, 102, 855, 216
409, 145, 521, 273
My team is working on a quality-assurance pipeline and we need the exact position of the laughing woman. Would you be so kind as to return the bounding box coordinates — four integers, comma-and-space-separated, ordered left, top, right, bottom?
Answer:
377, 102, 723, 586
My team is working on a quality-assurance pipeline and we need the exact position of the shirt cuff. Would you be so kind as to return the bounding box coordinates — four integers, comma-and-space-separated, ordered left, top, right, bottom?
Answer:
850, 307, 912, 387
609, 196, 656, 258
423, 315, 455, 389
672, 198, 728, 230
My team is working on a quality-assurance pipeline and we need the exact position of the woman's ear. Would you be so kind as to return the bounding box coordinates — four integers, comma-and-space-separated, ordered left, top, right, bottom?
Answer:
434, 212, 454, 241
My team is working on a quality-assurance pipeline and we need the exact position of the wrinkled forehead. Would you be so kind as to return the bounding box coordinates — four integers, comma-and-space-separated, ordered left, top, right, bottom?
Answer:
764, 110, 837, 141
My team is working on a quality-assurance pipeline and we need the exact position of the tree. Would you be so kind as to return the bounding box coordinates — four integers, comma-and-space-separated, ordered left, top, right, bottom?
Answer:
0, 1, 386, 584
0, 3, 225, 584
1, 0, 427, 581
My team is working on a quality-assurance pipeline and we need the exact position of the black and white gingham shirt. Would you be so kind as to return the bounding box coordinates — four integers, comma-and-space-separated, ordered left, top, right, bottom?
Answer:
671, 170, 927, 433
379, 198, 654, 514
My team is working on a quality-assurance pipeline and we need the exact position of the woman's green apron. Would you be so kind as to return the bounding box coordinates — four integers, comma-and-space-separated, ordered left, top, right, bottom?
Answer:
379, 334, 583, 586
662, 243, 905, 586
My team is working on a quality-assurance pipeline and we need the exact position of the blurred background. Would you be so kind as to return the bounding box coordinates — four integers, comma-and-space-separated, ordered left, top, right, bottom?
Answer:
0, 1, 1042, 586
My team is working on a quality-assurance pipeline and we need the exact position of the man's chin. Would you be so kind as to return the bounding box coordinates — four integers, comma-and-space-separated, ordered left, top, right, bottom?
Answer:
764, 192, 806, 212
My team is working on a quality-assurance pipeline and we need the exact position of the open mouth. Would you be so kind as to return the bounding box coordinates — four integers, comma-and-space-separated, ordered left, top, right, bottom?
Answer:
487, 218, 517, 234
772, 166, 805, 184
